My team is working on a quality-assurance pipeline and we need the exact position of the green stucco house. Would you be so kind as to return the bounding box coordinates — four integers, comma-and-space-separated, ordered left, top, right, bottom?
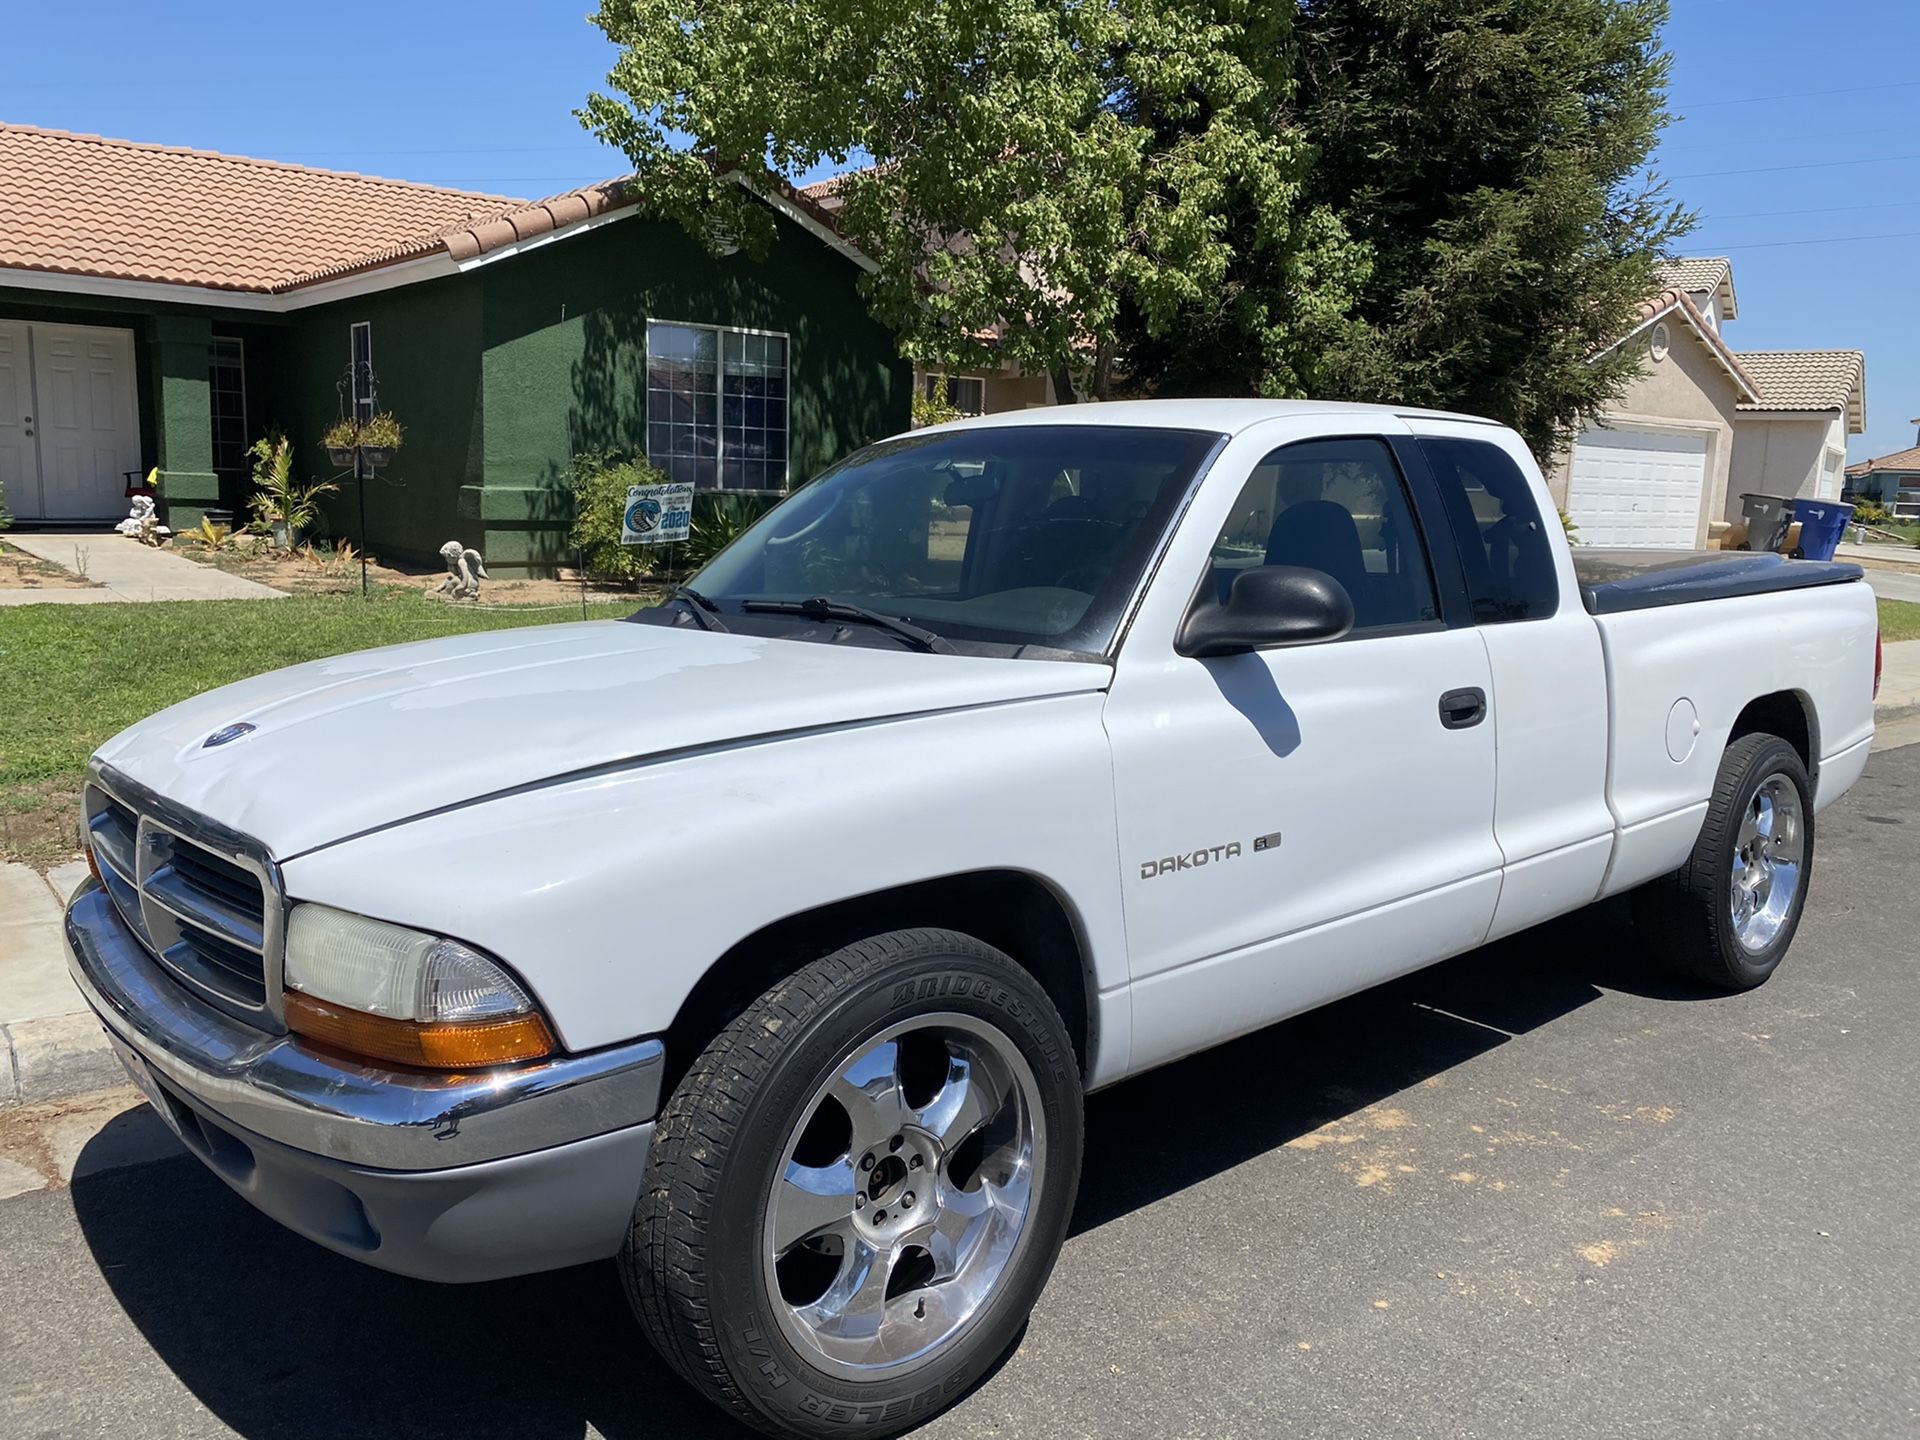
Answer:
0, 123, 908, 571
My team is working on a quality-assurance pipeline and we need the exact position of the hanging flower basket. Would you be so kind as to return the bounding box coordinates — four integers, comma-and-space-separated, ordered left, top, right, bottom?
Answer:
325, 445, 356, 469
359, 445, 394, 468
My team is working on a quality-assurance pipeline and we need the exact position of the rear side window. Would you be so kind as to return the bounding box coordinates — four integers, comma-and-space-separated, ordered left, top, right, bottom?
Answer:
1419, 437, 1559, 623
1208, 437, 1438, 633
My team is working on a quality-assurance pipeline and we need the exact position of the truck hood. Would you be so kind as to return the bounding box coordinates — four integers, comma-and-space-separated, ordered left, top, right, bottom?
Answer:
96, 620, 1110, 857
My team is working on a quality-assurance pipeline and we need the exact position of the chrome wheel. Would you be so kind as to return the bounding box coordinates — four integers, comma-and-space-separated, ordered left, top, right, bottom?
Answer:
762, 1012, 1044, 1380
1730, 772, 1804, 953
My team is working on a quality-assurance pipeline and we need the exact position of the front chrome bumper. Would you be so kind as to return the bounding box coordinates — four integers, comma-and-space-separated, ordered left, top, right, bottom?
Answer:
65, 881, 664, 1170
65, 880, 665, 1281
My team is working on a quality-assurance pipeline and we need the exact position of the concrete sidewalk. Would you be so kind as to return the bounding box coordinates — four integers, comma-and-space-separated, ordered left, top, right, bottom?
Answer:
1837, 539, 1920, 579
1, 531, 285, 604
0, 862, 120, 1109
1877, 639, 1920, 719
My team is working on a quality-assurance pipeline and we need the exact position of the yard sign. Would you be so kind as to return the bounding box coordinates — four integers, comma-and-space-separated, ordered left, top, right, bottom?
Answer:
622, 482, 694, 545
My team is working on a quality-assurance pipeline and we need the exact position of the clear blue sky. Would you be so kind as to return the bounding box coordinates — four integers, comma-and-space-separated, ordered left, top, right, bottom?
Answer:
2, 0, 1915, 460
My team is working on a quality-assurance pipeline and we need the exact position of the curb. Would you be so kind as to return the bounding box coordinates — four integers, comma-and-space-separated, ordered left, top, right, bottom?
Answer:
1849, 551, 1920, 577
1, 1012, 120, 1111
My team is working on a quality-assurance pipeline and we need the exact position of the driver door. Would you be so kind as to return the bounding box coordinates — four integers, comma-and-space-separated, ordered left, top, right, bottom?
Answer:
1103, 428, 1503, 1072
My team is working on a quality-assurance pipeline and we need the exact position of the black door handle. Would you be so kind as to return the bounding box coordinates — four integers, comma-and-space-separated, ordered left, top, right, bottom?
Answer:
1438, 687, 1487, 730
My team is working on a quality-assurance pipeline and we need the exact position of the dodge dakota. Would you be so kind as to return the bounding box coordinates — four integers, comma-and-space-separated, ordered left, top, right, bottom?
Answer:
65, 401, 1880, 1437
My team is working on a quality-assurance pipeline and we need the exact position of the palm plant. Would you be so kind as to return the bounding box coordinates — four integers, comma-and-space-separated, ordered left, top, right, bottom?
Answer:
248, 432, 338, 545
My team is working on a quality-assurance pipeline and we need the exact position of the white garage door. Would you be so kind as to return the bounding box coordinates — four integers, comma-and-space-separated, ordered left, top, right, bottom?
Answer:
1567, 427, 1709, 549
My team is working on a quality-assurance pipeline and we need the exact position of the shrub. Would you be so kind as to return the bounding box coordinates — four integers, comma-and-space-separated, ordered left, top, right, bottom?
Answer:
183, 517, 233, 551
567, 452, 671, 585
911, 387, 965, 429
684, 491, 782, 571
247, 431, 338, 538
359, 411, 405, 449
1849, 498, 1892, 526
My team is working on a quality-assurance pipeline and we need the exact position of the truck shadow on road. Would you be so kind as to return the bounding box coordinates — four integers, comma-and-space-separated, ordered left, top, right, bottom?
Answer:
67, 901, 1712, 1440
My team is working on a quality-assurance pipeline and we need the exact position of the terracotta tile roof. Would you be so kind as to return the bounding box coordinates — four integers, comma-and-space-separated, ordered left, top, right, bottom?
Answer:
798, 174, 850, 201
440, 179, 637, 264
1657, 256, 1732, 296
1847, 444, 1920, 477
1607, 287, 1760, 401
0, 123, 531, 293
1732, 349, 1866, 415
0, 125, 869, 294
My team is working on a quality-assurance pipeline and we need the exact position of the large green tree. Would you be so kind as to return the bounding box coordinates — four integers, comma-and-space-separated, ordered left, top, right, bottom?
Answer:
582, 0, 1369, 402
1146, 0, 1693, 457
583, 0, 1689, 451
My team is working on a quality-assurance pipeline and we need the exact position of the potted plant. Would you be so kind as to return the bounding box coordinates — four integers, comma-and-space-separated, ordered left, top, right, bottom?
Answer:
322, 418, 359, 469
248, 431, 338, 548
356, 411, 405, 468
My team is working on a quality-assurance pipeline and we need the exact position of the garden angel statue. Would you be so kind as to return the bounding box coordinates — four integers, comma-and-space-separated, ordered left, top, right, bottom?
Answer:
437, 540, 489, 599
114, 494, 171, 546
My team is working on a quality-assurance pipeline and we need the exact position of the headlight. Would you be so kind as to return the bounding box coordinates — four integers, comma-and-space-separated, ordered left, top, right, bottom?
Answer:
284, 903, 555, 1069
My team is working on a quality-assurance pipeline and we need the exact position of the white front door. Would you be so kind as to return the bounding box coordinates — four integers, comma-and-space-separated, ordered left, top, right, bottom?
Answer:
1566, 426, 1709, 548
28, 323, 141, 521
0, 321, 41, 520
1105, 431, 1505, 1073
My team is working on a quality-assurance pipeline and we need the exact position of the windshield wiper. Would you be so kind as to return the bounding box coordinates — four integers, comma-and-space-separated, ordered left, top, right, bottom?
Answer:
668, 585, 730, 632
741, 596, 955, 654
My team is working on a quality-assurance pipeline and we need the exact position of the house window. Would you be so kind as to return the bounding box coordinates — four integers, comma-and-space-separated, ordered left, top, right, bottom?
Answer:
925, 372, 986, 416
349, 321, 374, 421
646, 320, 790, 490
208, 336, 248, 481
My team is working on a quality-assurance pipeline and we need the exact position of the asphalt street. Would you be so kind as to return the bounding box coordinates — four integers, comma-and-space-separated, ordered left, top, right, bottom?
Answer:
4, 745, 1918, 1440
1863, 567, 1920, 605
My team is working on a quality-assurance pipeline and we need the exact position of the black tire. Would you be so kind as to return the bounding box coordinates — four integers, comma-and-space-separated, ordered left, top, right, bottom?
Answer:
623, 929, 1083, 1439
1633, 732, 1814, 989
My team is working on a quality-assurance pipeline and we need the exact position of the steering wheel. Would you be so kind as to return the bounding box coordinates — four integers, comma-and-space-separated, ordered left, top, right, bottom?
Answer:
764, 489, 844, 548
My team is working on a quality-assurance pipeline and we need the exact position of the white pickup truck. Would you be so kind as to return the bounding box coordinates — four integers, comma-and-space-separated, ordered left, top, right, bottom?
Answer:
67, 401, 1879, 1437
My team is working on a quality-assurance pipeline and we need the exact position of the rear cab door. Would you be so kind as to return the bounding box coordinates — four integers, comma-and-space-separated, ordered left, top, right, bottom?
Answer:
1103, 414, 1504, 1072
1400, 419, 1614, 939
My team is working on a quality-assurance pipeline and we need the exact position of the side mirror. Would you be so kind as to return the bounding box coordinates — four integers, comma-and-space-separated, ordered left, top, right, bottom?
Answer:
1178, 564, 1355, 658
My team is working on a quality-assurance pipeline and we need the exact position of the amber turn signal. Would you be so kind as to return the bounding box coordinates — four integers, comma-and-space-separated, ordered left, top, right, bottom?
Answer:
285, 990, 557, 1070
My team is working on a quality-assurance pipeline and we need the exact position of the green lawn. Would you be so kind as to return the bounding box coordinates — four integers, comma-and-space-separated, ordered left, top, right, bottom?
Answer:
6, 588, 1917, 866
0, 589, 638, 864
1881, 598, 1920, 643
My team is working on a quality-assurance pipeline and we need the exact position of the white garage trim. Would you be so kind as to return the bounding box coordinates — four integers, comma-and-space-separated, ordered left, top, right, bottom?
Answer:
1568, 424, 1713, 549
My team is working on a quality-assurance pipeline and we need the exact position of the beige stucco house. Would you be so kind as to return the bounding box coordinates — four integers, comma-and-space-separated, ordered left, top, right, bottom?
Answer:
795, 173, 1060, 421
918, 362, 1055, 418
1725, 350, 1866, 523
1549, 261, 1756, 548
1547, 258, 1865, 548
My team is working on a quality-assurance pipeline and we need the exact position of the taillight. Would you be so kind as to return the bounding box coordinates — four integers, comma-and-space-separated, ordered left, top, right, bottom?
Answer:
1874, 628, 1883, 701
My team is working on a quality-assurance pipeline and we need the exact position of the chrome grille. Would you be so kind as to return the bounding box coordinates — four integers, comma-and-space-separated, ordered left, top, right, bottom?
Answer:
83, 765, 286, 1031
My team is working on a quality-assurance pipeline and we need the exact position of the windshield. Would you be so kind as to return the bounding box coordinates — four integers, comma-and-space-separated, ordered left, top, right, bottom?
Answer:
690, 425, 1222, 655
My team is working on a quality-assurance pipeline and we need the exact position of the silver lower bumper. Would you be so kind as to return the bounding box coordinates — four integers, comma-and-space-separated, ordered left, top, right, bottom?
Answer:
64, 881, 665, 1281
65, 882, 664, 1170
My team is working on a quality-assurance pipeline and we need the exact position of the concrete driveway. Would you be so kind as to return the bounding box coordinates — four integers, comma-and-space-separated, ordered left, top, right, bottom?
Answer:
4, 746, 1918, 1439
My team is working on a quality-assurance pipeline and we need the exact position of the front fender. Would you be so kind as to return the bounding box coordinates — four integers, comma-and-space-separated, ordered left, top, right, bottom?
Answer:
279, 692, 1130, 1077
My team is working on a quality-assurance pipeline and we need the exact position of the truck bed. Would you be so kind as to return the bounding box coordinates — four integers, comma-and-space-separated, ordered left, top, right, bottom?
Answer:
1574, 549, 1864, 616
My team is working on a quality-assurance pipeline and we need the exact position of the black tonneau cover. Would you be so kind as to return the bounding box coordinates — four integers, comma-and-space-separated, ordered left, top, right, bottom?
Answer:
1575, 549, 1863, 616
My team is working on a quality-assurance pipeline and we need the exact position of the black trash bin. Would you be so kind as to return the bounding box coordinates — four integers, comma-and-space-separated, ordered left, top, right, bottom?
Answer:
1738, 493, 1793, 553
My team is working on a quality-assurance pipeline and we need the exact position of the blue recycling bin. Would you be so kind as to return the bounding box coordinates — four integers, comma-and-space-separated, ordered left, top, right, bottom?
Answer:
1787, 497, 1855, 562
